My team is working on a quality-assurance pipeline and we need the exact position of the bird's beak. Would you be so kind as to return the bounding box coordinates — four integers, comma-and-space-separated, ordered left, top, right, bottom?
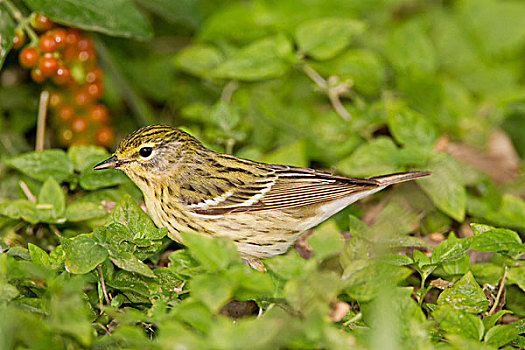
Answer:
93, 155, 120, 170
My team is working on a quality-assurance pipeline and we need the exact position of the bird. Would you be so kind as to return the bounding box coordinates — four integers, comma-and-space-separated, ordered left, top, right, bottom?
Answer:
94, 125, 430, 268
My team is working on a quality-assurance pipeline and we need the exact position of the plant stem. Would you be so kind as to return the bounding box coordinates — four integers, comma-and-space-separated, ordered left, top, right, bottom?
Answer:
1, 0, 39, 45
35, 90, 49, 151
301, 63, 352, 121
98, 265, 111, 305
488, 266, 507, 316
418, 275, 427, 306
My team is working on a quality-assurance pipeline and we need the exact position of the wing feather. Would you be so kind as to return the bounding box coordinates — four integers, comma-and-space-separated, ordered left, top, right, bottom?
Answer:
188, 164, 381, 215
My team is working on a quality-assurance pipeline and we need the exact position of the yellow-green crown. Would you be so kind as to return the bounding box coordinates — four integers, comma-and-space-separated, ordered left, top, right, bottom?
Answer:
117, 125, 201, 152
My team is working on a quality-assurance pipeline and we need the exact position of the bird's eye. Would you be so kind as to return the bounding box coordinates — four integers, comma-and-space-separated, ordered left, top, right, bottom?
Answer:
139, 147, 153, 158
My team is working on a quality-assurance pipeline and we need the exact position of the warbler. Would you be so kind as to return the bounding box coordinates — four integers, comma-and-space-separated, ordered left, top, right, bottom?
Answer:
94, 125, 430, 267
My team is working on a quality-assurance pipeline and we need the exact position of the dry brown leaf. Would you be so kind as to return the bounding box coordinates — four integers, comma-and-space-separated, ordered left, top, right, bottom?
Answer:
438, 130, 520, 184
430, 278, 453, 290
330, 301, 351, 322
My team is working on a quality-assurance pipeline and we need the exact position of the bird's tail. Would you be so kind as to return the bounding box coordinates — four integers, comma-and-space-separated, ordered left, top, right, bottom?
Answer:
367, 171, 431, 185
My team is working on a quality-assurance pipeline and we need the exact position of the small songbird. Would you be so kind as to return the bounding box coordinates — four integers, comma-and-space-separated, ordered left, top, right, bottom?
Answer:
94, 125, 430, 267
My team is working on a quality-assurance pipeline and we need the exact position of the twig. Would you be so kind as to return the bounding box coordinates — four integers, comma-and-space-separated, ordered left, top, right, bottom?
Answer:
301, 64, 352, 121
488, 266, 507, 316
35, 90, 50, 152
98, 265, 111, 305
221, 80, 239, 103
94, 322, 111, 335
343, 312, 362, 326
302, 64, 327, 89
19, 180, 37, 202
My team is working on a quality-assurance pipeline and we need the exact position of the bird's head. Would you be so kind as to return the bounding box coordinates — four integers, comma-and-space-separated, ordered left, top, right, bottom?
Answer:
93, 125, 203, 178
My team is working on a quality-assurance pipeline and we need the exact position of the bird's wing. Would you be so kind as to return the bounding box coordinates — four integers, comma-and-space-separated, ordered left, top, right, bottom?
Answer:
186, 164, 382, 216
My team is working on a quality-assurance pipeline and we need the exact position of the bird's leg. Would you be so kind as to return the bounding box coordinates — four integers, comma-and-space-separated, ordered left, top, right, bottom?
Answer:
243, 257, 267, 272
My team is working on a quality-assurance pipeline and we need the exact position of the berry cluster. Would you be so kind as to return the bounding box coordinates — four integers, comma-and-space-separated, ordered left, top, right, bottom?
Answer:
15, 14, 114, 147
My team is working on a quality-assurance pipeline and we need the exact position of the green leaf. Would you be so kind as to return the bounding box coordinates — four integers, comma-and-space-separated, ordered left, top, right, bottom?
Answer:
134, 0, 201, 28
70, 145, 129, 190
213, 34, 292, 81
62, 234, 109, 274
418, 152, 466, 222
457, 0, 525, 57
37, 177, 66, 220
471, 263, 504, 285
262, 140, 308, 167
0, 283, 19, 302
310, 49, 385, 95
0, 199, 39, 224
65, 201, 106, 222
469, 194, 525, 231
294, 17, 364, 60
434, 306, 484, 341
22, 0, 153, 39
264, 251, 307, 281
173, 44, 224, 77
484, 324, 520, 348
437, 271, 489, 313
110, 251, 155, 278
110, 195, 166, 241
470, 224, 524, 253
431, 232, 472, 264
190, 272, 234, 312
508, 267, 525, 293
210, 101, 240, 131
386, 20, 436, 74
6, 150, 74, 182
387, 105, 437, 147
0, 8, 15, 70
28, 243, 51, 268
79, 169, 129, 190
344, 262, 412, 302
336, 137, 402, 177
180, 231, 241, 271
442, 255, 470, 276
308, 220, 344, 260
482, 310, 511, 332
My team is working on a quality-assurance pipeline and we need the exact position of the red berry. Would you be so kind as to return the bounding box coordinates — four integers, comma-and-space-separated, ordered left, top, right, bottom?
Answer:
72, 138, 89, 145
71, 117, 88, 133
73, 88, 92, 107
19, 47, 39, 68
54, 65, 71, 84
78, 48, 95, 63
87, 81, 103, 98
49, 91, 63, 108
85, 67, 102, 83
38, 53, 58, 76
95, 126, 114, 146
38, 34, 57, 53
88, 104, 109, 123
66, 29, 81, 45
61, 45, 77, 62
77, 37, 92, 51
31, 14, 54, 31
30, 68, 45, 83
49, 28, 67, 49
56, 104, 74, 122
13, 29, 25, 49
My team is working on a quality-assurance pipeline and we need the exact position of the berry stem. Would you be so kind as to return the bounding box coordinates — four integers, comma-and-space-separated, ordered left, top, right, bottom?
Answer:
1, 0, 39, 45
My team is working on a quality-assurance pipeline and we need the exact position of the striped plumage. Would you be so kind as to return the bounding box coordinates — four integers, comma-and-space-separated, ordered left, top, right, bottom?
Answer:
94, 125, 430, 264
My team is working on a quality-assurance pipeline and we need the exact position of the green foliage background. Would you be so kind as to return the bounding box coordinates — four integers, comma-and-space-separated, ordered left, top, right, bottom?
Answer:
0, 0, 524, 349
